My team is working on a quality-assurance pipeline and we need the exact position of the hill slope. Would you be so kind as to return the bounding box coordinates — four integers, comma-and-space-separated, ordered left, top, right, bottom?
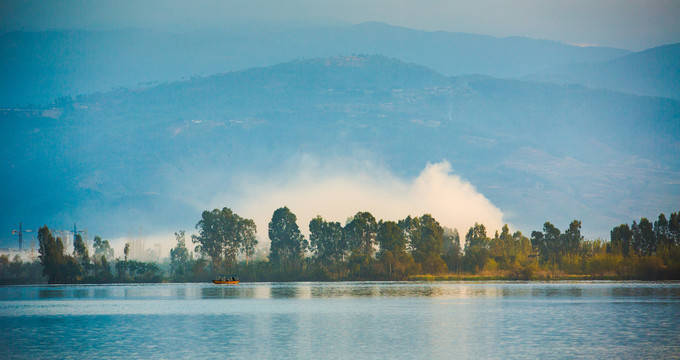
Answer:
1, 56, 678, 245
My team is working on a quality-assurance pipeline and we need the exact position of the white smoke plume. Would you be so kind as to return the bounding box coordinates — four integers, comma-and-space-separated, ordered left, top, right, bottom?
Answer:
107, 156, 505, 257
219, 156, 505, 246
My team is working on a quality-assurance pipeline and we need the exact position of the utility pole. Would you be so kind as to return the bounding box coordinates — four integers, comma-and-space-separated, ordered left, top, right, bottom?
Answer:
11, 222, 35, 251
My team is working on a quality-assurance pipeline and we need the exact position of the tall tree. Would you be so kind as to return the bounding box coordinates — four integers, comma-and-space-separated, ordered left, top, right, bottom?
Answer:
99, 255, 112, 281
377, 221, 407, 254
38, 226, 57, 282
123, 242, 130, 279
343, 212, 378, 278
637, 218, 655, 255
654, 214, 670, 249
170, 231, 191, 280
345, 212, 378, 255
376, 220, 417, 278
93, 236, 114, 279
73, 233, 90, 278
463, 223, 491, 273
669, 212, 680, 246
631, 220, 641, 254
532, 222, 561, 263
512, 230, 533, 263
543, 222, 561, 261
530, 230, 545, 258
192, 207, 257, 272
610, 224, 632, 256
93, 236, 114, 259
240, 218, 258, 265
73, 234, 89, 262
562, 220, 583, 256
399, 215, 421, 253
442, 228, 462, 272
409, 214, 447, 274
37, 226, 71, 283
268, 206, 307, 272
309, 216, 345, 266
490, 225, 531, 269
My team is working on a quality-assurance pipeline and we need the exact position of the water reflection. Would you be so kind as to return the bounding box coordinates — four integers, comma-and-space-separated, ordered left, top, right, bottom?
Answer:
173, 286, 187, 299
93, 287, 110, 299
252, 284, 271, 299
38, 289, 66, 299
269, 284, 300, 298
72, 288, 90, 298
2, 281, 680, 302
201, 286, 241, 299
1, 282, 679, 359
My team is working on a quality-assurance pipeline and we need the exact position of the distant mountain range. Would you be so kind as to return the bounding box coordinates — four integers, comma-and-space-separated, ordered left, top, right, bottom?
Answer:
526, 43, 680, 100
1, 22, 632, 107
2, 55, 678, 245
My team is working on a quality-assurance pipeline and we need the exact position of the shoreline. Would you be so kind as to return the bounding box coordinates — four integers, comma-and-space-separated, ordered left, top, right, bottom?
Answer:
4, 276, 680, 286
409, 274, 628, 282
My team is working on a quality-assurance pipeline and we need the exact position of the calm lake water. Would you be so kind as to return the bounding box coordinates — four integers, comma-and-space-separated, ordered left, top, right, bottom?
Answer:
1, 281, 679, 359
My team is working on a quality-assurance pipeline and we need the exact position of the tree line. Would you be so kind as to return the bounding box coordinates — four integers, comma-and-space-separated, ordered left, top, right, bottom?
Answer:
0, 226, 161, 284
180, 206, 680, 281
2, 207, 678, 284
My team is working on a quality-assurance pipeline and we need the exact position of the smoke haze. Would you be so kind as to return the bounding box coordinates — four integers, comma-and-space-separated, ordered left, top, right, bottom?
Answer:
222, 156, 504, 247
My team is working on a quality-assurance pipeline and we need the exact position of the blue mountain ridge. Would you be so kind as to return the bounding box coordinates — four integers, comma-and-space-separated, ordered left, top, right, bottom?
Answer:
1, 55, 678, 246
0, 22, 630, 107
526, 43, 680, 100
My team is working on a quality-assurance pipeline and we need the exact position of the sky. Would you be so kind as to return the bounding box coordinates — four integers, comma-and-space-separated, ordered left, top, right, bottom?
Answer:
1, 0, 680, 50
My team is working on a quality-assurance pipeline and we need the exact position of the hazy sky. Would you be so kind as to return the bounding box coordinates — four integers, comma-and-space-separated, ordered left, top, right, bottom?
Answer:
2, 0, 679, 50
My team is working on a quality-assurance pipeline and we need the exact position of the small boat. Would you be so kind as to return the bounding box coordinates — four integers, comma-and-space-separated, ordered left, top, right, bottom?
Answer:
212, 274, 239, 285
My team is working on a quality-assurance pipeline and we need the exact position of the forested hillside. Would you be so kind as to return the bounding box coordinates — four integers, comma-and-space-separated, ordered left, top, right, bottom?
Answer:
2, 55, 678, 242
